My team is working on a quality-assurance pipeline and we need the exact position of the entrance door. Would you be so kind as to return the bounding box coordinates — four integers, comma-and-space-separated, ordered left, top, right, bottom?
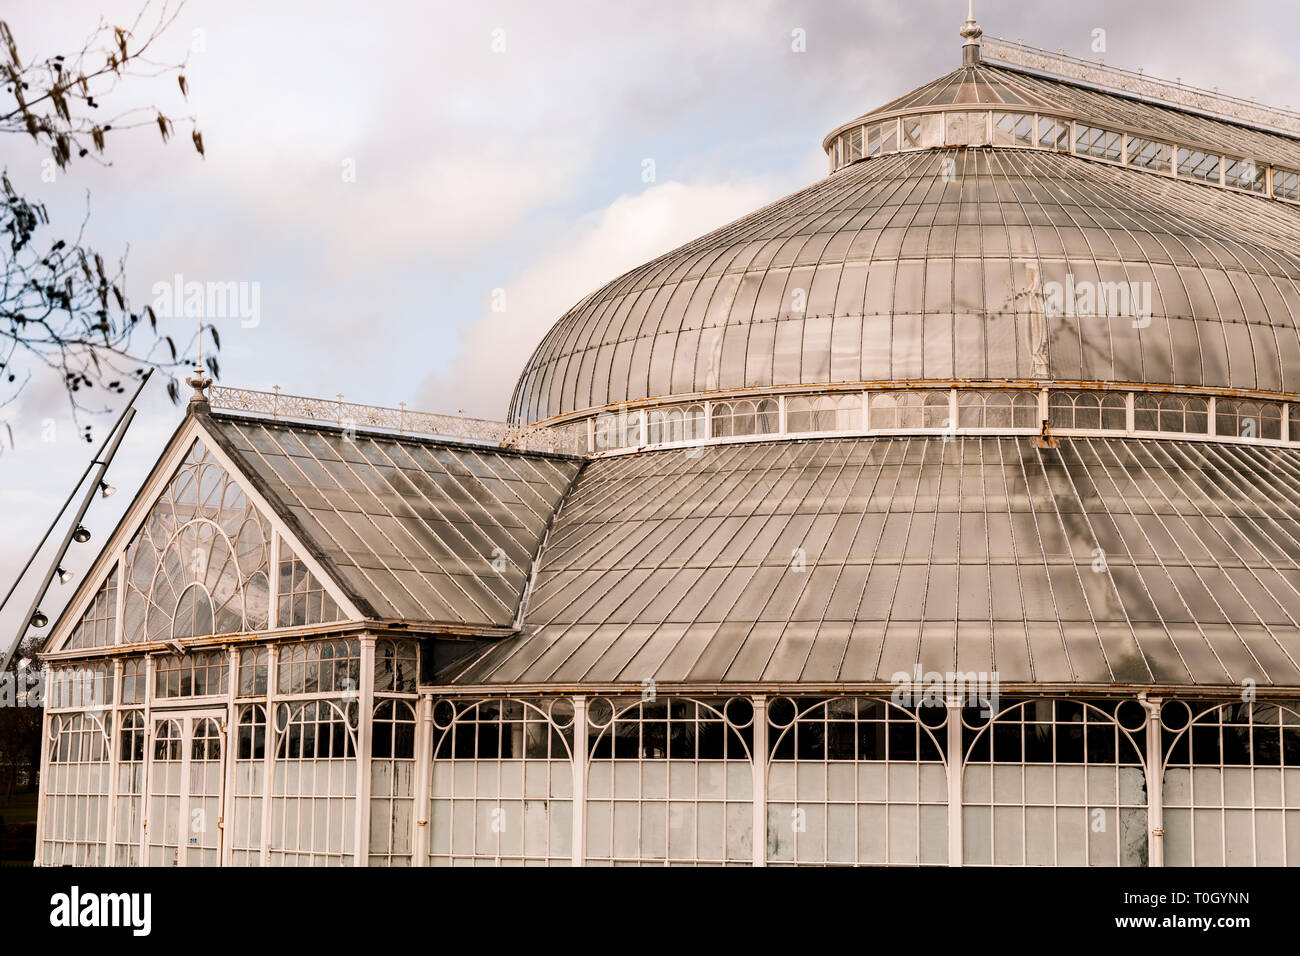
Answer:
147, 711, 227, 866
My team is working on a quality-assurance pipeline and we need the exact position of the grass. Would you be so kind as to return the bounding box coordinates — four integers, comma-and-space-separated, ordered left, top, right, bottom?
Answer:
0, 791, 37, 825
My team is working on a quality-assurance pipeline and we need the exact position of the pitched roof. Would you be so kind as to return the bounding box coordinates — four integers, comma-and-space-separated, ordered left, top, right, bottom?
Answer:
445, 435, 1300, 689
204, 412, 582, 632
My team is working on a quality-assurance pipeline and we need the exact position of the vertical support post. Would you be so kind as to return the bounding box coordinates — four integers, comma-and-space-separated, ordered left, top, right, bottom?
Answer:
571, 695, 587, 866
1142, 695, 1164, 867
33, 692, 52, 865
1284, 403, 1291, 444
947, 696, 964, 866
413, 692, 433, 866
1126, 392, 1136, 434
751, 694, 768, 867
140, 654, 155, 860
356, 634, 376, 866
1207, 396, 1217, 437
259, 645, 276, 867
221, 646, 238, 867
103, 659, 123, 865
268, 535, 281, 628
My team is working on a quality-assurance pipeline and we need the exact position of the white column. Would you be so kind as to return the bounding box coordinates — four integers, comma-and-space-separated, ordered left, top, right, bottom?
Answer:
268, 535, 281, 627
751, 695, 767, 867
571, 695, 587, 866
1143, 695, 1164, 868
221, 646, 238, 866
260, 645, 276, 867
412, 692, 432, 866
947, 697, 964, 866
103, 658, 123, 865
33, 691, 52, 866
355, 634, 376, 866
140, 654, 155, 859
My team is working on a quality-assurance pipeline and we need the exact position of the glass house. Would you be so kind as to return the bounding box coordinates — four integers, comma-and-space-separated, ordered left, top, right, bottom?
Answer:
34, 18, 1300, 866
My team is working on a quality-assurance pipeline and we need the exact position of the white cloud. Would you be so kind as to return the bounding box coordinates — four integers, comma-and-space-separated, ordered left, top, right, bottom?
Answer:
416, 176, 786, 420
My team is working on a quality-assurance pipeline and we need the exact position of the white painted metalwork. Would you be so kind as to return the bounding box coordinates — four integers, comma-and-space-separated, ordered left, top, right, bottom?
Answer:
766, 697, 948, 865
1160, 699, 1300, 865
961, 699, 1149, 865
208, 385, 588, 456
42, 711, 113, 865
981, 36, 1300, 136
427, 698, 575, 865
583, 697, 754, 866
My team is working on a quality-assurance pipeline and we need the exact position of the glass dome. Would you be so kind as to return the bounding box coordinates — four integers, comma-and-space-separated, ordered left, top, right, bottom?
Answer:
509, 59, 1300, 426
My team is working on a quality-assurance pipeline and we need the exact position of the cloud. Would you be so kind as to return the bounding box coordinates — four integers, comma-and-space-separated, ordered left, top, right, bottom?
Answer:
416, 176, 786, 419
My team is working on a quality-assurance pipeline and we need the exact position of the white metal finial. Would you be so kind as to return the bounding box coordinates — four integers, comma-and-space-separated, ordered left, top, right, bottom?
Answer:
959, 0, 983, 64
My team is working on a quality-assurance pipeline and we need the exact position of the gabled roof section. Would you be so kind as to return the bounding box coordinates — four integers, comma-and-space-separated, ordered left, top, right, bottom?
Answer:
42, 413, 362, 656
203, 412, 584, 632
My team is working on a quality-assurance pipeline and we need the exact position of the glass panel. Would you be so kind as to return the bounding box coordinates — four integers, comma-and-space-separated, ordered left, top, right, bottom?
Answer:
1127, 136, 1172, 172
120, 440, 272, 642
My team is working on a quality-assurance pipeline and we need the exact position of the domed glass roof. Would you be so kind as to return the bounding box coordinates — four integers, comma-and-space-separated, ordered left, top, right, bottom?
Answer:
509, 47, 1300, 425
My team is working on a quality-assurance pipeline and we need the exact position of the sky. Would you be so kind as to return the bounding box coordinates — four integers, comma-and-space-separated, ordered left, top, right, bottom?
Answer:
2, 0, 1299, 647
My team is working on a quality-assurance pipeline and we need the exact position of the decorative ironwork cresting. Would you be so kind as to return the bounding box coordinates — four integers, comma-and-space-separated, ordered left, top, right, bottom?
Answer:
982, 36, 1300, 136
208, 385, 587, 455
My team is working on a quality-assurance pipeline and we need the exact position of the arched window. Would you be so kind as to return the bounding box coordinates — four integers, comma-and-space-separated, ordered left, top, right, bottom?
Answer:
173, 584, 214, 639
1135, 394, 1208, 434
375, 639, 418, 693
1161, 700, 1300, 865
766, 696, 947, 865
788, 394, 861, 433
430, 698, 574, 866
231, 704, 267, 865
270, 700, 359, 864
586, 697, 752, 866
122, 440, 272, 643
370, 699, 418, 865
1216, 398, 1282, 440
115, 711, 145, 865
154, 719, 183, 762
192, 718, 223, 761
962, 699, 1148, 866
43, 713, 112, 866
238, 704, 267, 760
120, 711, 145, 762
647, 404, 705, 445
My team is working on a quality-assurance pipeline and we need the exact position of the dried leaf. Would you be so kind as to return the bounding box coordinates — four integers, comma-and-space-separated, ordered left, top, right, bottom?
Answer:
191, 129, 204, 157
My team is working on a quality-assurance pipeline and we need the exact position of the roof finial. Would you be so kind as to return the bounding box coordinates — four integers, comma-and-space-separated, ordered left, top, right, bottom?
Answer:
960, 0, 983, 66
186, 309, 212, 409
185, 361, 213, 410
